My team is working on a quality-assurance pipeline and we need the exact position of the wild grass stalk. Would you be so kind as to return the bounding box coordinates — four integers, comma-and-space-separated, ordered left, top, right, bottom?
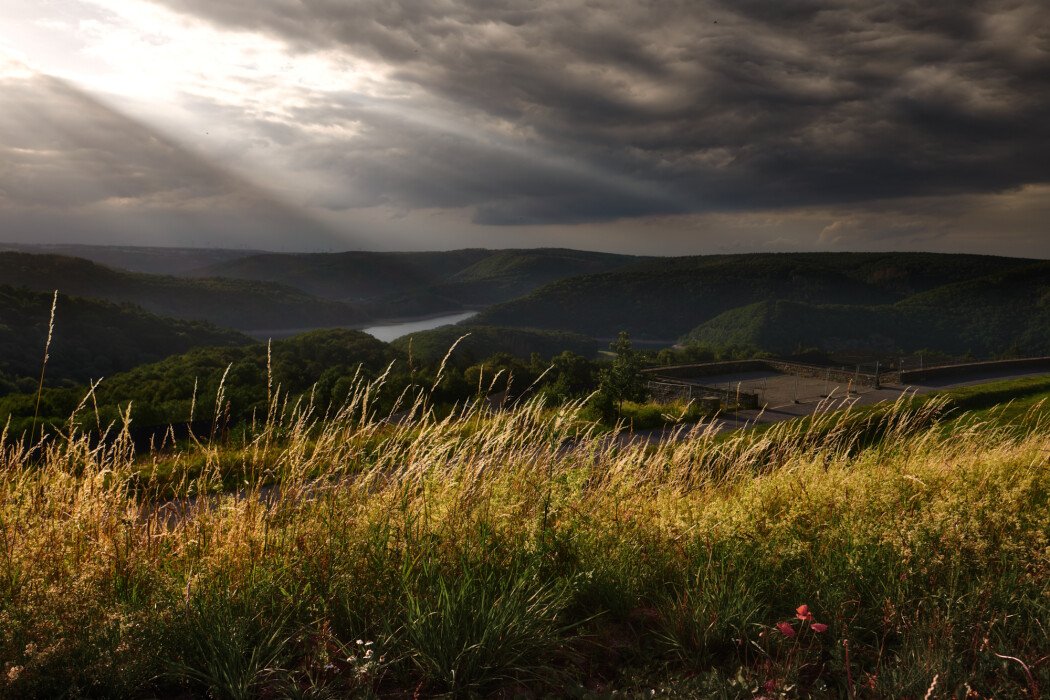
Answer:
0, 370, 1048, 697
29, 291, 57, 445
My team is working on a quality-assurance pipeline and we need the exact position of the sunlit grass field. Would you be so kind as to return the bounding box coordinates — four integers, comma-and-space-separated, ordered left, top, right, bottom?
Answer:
1, 372, 1048, 698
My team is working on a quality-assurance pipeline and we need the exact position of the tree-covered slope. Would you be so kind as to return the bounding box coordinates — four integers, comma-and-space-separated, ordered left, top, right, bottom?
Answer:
434, 249, 643, 305
0, 243, 262, 275
390, 325, 598, 365
468, 254, 896, 338
189, 249, 493, 302
0, 329, 402, 434
190, 248, 642, 314
840, 252, 1036, 298
0, 285, 252, 395
469, 252, 1038, 341
0, 252, 369, 331
684, 261, 1050, 356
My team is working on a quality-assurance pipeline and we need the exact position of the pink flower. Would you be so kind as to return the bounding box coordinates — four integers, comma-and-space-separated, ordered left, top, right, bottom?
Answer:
796, 604, 814, 622
811, 622, 828, 633
776, 621, 796, 638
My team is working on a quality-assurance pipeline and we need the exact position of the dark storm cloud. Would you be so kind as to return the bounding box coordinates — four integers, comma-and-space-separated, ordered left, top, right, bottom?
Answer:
0, 67, 342, 248
151, 0, 1050, 224
275, 93, 690, 223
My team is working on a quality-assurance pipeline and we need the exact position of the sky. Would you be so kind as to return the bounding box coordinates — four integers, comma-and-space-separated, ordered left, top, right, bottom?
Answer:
0, 0, 1048, 256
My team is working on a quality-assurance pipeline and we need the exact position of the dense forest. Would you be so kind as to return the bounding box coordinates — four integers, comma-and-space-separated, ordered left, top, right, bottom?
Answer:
0, 286, 251, 396
467, 252, 1042, 350
0, 253, 369, 331
190, 247, 643, 318
1, 318, 759, 441
390, 325, 598, 364
685, 261, 1050, 356
1, 328, 603, 439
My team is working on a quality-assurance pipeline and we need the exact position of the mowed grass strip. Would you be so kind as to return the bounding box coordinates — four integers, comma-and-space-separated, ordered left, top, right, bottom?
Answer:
0, 376, 1048, 698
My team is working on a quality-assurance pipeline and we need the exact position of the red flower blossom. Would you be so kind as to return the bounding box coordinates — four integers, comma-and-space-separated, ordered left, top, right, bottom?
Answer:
811, 622, 828, 633
796, 604, 814, 622
776, 621, 796, 638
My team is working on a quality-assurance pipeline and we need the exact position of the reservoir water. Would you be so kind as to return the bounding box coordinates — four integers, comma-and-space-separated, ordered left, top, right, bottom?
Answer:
359, 311, 478, 342
243, 311, 478, 342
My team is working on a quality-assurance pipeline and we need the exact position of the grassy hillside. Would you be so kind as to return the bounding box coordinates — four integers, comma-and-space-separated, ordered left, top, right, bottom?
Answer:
0, 252, 369, 331
686, 261, 1050, 356
390, 325, 598, 364
469, 252, 1038, 342
0, 285, 251, 395
191, 248, 642, 314
2, 376, 1047, 697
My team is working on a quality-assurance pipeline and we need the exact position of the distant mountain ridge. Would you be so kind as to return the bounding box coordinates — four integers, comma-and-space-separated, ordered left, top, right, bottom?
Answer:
4, 247, 1047, 359
0, 252, 369, 332
189, 247, 644, 315
0, 243, 263, 275
468, 252, 1043, 355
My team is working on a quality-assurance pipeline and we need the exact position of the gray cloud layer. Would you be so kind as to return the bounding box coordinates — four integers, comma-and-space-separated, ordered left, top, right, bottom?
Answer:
148, 0, 1050, 225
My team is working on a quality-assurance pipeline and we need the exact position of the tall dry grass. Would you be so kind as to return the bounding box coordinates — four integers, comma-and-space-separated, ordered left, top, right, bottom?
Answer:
0, 371, 1048, 698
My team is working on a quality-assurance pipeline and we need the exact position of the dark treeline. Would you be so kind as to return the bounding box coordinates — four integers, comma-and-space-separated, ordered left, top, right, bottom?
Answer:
0, 285, 251, 397
0, 322, 766, 441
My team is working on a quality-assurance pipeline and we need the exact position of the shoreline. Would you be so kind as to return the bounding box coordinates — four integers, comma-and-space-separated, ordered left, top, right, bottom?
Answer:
242, 309, 481, 341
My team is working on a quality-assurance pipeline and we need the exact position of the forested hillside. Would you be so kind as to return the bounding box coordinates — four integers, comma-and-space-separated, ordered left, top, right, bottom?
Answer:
390, 325, 597, 364
685, 261, 1050, 356
1, 330, 400, 436
191, 248, 642, 315
468, 252, 1040, 352
0, 243, 261, 275
0, 252, 368, 331
0, 286, 251, 395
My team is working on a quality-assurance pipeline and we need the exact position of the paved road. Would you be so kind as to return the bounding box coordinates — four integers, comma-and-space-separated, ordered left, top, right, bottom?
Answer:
625, 367, 1050, 444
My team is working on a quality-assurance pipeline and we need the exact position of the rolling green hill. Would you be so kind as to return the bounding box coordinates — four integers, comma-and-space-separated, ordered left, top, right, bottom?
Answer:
190, 248, 642, 314
0, 243, 262, 275
468, 252, 1038, 342
0, 252, 369, 332
684, 261, 1050, 356
189, 249, 492, 302
0, 285, 251, 395
390, 325, 598, 365
0, 329, 402, 435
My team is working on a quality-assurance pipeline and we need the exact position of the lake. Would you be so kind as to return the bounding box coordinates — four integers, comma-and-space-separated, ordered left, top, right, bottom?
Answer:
359, 311, 478, 342
244, 310, 479, 342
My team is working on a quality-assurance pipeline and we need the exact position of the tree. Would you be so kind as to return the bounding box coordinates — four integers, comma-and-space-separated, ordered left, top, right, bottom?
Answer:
600, 331, 646, 416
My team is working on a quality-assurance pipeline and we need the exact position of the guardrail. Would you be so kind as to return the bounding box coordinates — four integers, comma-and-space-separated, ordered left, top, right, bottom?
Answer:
645, 356, 1050, 391
642, 358, 892, 388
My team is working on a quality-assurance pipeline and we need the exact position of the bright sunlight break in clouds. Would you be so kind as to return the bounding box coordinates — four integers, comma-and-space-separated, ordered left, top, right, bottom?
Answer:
0, 0, 1048, 255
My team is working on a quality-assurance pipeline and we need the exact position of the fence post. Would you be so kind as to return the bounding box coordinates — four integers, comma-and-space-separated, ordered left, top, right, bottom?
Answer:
824, 368, 829, 397
875, 361, 880, 388
854, 364, 860, 390
793, 371, 799, 403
